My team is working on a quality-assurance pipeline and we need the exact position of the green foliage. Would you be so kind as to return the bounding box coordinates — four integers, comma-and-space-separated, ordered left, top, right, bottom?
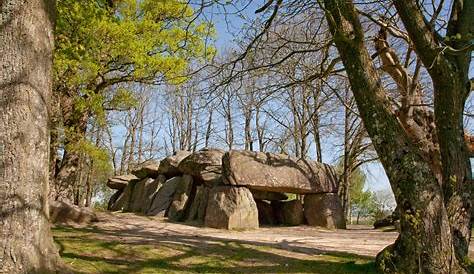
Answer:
108, 88, 139, 111
54, 0, 214, 120
349, 168, 378, 221
68, 139, 112, 176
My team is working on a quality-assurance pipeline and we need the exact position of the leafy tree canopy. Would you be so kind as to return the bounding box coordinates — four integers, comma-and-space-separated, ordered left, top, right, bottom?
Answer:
54, 0, 215, 121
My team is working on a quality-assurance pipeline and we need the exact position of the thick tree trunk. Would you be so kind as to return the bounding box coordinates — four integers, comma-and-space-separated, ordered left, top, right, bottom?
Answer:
0, 0, 63, 272
322, 0, 470, 273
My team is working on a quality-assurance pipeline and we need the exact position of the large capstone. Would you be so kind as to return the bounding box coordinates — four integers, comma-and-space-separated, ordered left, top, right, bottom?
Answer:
131, 160, 160, 179
158, 151, 191, 178
178, 148, 224, 185
304, 193, 346, 229
204, 186, 258, 230
106, 174, 139, 190
222, 150, 338, 194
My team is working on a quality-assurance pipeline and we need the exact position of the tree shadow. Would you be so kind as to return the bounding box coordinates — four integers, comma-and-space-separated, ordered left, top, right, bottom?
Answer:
53, 223, 377, 274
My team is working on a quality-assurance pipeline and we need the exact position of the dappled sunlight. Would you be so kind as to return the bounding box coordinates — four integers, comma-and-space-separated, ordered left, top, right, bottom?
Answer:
53, 214, 378, 274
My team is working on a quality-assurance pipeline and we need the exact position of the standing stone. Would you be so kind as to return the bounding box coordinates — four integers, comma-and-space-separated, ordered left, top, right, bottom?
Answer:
129, 178, 155, 213
178, 148, 225, 185
146, 176, 181, 216
187, 185, 210, 223
142, 175, 166, 214
222, 150, 338, 194
168, 175, 194, 221
271, 201, 285, 224
158, 151, 191, 178
281, 200, 304, 226
204, 186, 258, 230
122, 180, 138, 212
110, 180, 136, 211
256, 200, 275, 225
304, 193, 346, 229
131, 160, 160, 179
107, 189, 123, 210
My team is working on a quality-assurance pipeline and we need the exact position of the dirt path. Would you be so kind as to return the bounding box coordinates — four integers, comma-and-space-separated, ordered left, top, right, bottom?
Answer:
80, 212, 474, 260
84, 212, 395, 258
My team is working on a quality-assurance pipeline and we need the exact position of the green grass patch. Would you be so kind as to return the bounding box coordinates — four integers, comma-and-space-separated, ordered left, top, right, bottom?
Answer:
53, 226, 377, 274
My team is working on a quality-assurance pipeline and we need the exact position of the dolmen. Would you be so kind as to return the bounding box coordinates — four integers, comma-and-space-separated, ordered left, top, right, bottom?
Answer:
107, 148, 346, 230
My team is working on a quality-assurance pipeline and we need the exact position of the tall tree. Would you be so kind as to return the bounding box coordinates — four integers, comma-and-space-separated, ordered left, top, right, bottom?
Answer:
0, 0, 62, 272
321, 0, 473, 272
51, 0, 211, 202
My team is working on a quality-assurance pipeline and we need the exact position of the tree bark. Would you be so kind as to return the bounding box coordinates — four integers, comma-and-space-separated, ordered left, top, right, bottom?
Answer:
255, 104, 266, 152
322, 0, 471, 273
204, 109, 213, 148
50, 95, 88, 202
0, 0, 63, 272
393, 1, 473, 263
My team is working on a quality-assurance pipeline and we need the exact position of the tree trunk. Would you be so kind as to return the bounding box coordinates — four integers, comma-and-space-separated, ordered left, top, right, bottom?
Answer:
322, 0, 470, 273
311, 86, 323, 162
50, 100, 88, 202
244, 109, 253, 151
205, 109, 213, 148
255, 104, 265, 152
84, 167, 92, 207
0, 0, 63, 272
137, 110, 144, 163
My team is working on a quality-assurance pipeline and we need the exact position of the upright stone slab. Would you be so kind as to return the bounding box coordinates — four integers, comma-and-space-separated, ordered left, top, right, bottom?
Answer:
107, 189, 123, 210
204, 186, 258, 230
178, 148, 225, 185
222, 150, 338, 194
142, 175, 166, 214
146, 176, 181, 216
129, 178, 155, 213
256, 200, 276, 225
281, 200, 304, 226
187, 185, 210, 223
168, 175, 194, 221
304, 193, 346, 229
158, 151, 191, 178
110, 180, 136, 211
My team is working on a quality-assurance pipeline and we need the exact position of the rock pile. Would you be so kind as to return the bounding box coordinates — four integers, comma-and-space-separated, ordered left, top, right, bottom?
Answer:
107, 149, 346, 230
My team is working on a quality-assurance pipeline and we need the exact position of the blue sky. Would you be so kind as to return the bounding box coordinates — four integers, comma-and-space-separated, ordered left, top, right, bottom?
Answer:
207, 2, 393, 194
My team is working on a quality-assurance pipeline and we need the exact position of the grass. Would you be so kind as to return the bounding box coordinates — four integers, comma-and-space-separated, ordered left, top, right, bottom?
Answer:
53, 226, 377, 274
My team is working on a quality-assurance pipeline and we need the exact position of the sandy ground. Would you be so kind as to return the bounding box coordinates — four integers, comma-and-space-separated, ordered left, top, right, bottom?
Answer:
76, 212, 471, 260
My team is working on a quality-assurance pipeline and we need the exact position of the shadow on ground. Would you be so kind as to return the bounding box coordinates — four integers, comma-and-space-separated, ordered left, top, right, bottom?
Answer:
53, 224, 376, 274
53, 213, 474, 274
